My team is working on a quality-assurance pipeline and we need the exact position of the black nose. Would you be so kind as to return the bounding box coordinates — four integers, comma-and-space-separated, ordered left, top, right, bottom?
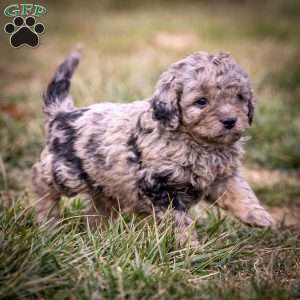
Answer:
221, 117, 237, 129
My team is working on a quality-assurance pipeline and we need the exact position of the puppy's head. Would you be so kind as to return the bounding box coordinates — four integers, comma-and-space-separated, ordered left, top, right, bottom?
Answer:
151, 52, 255, 145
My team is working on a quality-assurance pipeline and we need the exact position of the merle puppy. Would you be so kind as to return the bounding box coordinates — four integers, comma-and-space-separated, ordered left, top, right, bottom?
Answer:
32, 50, 274, 245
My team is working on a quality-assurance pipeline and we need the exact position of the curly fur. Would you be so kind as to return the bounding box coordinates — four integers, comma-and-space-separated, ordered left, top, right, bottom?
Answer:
32, 50, 273, 245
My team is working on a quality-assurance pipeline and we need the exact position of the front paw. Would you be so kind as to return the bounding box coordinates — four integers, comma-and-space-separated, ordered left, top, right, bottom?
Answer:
245, 207, 274, 227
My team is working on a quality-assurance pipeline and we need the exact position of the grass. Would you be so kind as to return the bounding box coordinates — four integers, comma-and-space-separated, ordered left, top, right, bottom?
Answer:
1, 199, 299, 300
0, 0, 300, 299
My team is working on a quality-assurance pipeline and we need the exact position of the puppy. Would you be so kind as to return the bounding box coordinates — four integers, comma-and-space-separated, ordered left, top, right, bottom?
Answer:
32, 50, 274, 245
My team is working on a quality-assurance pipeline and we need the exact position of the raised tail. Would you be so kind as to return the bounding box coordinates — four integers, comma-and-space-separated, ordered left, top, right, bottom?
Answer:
43, 50, 80, 118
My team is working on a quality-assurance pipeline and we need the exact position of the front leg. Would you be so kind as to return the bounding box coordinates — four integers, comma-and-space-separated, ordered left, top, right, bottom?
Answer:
173, 210, 199, 247
207, 174, 274, 227
155, 209, 199, 248
139, 169, 201, 247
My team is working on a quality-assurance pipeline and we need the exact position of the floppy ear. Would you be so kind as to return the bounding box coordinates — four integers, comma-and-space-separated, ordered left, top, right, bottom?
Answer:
247, 95, 255, 125
151, 71, 182, 131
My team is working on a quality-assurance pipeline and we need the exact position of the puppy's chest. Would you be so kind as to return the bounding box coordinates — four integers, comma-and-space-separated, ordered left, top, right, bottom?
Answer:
139, 143, 238, 210
188, 150, 237, 188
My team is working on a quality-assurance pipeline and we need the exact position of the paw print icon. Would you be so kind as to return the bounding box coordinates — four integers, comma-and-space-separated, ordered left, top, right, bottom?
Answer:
4, 16, 45, 48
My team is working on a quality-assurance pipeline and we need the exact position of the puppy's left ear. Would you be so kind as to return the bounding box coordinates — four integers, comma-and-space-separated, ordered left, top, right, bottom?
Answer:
247, 95, 256, 125
151, 71, 182, 131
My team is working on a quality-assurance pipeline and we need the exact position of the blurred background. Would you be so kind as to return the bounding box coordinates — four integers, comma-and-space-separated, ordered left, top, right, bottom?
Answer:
0, 0, 299, 217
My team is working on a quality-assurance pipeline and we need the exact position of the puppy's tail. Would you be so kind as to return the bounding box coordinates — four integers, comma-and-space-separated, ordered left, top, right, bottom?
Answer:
43, 50, 80, 118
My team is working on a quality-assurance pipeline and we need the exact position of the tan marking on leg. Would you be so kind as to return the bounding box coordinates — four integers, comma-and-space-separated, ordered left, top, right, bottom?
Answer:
216, 175, 274, 227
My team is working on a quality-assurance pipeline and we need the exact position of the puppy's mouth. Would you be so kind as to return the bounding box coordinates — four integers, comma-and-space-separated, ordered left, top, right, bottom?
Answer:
191, 131, 243, 146
186, 125, 245, 146
215, 131, 240, 138
214, 131, 243, 143
199, 130, 244, 145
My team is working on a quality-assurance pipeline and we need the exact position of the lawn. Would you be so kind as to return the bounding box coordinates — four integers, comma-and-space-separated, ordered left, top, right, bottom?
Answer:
0, 0, 299, 299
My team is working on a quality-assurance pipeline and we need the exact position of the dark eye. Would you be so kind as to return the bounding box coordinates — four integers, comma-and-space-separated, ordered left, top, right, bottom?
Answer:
237, 94, 245, 101
195, 97, 208, 108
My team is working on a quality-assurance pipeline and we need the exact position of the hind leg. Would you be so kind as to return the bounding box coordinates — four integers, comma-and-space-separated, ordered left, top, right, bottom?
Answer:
85, 196, 103, 230
85, 193, 118, 230
32, 162, 61, 225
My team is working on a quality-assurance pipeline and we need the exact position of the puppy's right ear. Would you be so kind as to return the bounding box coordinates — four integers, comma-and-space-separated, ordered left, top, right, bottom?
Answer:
150, 71, 182, 131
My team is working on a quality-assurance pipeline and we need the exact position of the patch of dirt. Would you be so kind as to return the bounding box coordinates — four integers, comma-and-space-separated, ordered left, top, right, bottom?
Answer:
268, 205, 300, 227
0, 103, 31, 120
153, 31, 197, 50
242, 167, 300, 187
